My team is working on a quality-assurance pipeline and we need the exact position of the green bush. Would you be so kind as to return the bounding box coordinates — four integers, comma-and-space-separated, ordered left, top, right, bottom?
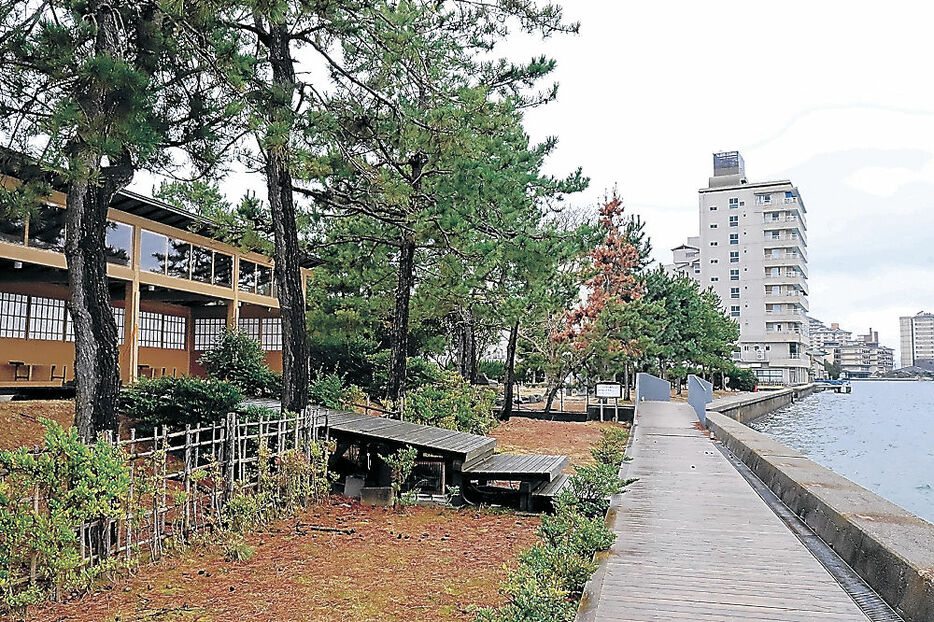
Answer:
722, 364, 758, 392
121, 376, 242, 430
0, 421, 135, 609
404, 369, 497, 435
198, 329, 280, 397
590, 427, 629, 466
308, 372, 348, 409
478, 360, 506, 382
555, 463, 622, 519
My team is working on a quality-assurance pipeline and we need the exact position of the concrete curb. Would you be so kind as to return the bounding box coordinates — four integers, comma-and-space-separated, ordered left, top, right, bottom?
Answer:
707, 410, 934, 622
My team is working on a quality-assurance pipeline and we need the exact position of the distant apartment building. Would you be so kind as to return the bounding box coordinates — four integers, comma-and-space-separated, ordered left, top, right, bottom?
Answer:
807, 317, 894, 378
669, 151, 810, 385
836, 328, 894, 378
899, 311, 934, 368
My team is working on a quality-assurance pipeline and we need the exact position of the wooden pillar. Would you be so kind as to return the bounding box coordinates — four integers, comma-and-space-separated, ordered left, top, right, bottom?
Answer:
123, 280, 140, 383
226, 300, 238, 330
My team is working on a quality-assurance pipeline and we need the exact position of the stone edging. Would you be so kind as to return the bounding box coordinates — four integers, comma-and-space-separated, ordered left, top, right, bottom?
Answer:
706, 409, 934, 622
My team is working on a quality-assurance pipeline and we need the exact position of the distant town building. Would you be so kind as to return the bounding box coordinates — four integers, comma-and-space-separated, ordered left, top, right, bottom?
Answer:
835, 328, 894, 378
807, 317, 895, 378
899, 311, 934, 368
669, 151, 809, 385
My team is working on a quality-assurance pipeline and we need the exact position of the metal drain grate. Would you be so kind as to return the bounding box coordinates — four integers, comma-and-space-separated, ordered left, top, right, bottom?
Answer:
716, 443, 904, 622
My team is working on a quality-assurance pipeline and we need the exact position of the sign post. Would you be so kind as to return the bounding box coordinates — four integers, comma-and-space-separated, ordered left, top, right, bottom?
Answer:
594, 382, 622, 422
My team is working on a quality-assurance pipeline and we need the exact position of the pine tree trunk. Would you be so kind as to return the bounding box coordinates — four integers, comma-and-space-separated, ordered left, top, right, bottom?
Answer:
388, 237, 416, 409
623, 363, 630, 401
66, 158, 130, 442
542, 382, 561, 415
500, 321, 519, 420
456, 307, 476, 383
265, 21, 309, 414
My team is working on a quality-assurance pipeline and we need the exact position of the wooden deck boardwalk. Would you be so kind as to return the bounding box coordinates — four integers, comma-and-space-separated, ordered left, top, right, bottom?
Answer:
579, 401, 870, 622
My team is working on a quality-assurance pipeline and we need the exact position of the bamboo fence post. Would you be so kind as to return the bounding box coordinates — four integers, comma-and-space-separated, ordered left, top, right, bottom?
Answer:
184, 424, 192, 536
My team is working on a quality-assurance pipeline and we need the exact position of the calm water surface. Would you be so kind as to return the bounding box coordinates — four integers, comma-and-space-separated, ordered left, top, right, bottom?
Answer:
748, 381, 934, 524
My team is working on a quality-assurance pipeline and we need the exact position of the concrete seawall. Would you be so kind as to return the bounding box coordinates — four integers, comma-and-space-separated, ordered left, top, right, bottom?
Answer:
707, 393, 934, 622
711, 384, 816, 424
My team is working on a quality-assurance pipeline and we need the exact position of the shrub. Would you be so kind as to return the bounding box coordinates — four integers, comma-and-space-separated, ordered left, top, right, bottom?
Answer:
590, 427, 629, 466
121, 376, 242, 430
404, 369, 497, 435
199, 329, 280, 397
555, 463, 622, 519
308, 372, 348, 409
727, 365, 758, 392
0, 421, 135, 609
223, 535, 255, 562
478, 360, 505, 382
379, 446, 418, 507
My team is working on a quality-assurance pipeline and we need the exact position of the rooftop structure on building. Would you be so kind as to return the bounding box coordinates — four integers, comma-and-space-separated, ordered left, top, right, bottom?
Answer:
670, 151, 809, 385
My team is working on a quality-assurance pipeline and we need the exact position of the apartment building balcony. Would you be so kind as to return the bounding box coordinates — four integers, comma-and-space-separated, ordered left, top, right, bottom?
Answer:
763, 274, 808, 293
769, 355, 810, 368
763, 254, 808, 277
765, 310, 807, 324
762, 242, 808, 262
764, 293, 810, 310
757, 330, 809, 343
762, 214, 807, 234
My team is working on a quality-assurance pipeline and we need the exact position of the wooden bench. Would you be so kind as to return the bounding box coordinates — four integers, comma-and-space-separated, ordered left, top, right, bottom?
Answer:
50, 364, 67, 385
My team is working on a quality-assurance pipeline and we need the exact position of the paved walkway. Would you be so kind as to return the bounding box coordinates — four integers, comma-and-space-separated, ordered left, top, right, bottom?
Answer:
579, 401, 870, 621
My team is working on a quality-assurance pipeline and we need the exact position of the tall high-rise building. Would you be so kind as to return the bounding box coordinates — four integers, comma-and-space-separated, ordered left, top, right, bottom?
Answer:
900, 311, 934, 368
670, 152, 810, 385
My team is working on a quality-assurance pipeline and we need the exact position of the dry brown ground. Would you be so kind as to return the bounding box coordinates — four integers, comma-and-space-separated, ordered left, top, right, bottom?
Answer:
490, 418, 627, 471
0, 400, 74, 451
29, 501, 540, 622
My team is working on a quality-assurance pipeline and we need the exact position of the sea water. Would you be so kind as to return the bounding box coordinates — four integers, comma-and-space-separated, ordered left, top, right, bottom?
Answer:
748, 381, 934, 524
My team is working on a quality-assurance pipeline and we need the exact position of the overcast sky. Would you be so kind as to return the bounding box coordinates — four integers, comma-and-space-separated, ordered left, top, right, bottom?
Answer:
508, 0, 934, 359
133, 0, 934, 360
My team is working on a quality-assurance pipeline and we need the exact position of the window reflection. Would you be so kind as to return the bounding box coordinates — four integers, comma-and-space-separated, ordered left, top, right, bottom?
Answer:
105, 221, 133, 266
213, 253, 232, 287
140, 230, 168, 274
0, 216, 25, 245
239, 260, 256, 293
256, 265, 273, 296
191, 245, 212, 283
167, 239, 190, 279
28, 205, 66, 251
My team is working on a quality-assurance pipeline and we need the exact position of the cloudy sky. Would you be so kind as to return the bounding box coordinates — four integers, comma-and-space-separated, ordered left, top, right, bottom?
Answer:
509, 0, 934, 359
131, 1, 934, 360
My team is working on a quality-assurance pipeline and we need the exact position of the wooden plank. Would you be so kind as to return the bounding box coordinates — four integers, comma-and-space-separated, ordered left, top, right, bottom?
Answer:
580, 401, 870, 622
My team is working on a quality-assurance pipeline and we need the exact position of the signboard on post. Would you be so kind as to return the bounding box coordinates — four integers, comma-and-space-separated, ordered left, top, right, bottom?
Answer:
595, 382, 622, 399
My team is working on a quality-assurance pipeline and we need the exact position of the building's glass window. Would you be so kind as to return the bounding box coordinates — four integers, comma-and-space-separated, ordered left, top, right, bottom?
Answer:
162, 315, 187, 350
729, 197, 739, 209
730, 251, 739, 263
29, 296, 66, 340
167, 239, 191, 279
28, 205, 67, 252
756, 193, 772, 205
237, 317, 261, 342
729, 216, 738, 227
191, 245, 213, 283
238, 260, 257, 293
140, 230, 168, 274
262, 317, 282, 351
0, 216, 26, 245
105, 221, 133, 266
256, 265, 273, 296
710, 276, 719, 282
0, 292, 28, 338
730, 305, 740, 317
730, 287, 740, 299
710, 241, 718, 247
112, 306, 125, 345
730, 269, 739, 281
710, 258, 718, 264
709, 224, 718, 229
709, 205, 718, 211
139, 311, 162, 347
194, 317, 226, 350
213, 253, 232, 288
729, 234, 739, 244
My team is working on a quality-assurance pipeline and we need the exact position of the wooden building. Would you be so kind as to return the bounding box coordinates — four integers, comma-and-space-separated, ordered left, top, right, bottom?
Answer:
0, 175, 310, 390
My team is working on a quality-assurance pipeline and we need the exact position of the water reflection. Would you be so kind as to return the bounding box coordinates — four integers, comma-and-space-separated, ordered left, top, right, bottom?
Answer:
749, 381, 934, 524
